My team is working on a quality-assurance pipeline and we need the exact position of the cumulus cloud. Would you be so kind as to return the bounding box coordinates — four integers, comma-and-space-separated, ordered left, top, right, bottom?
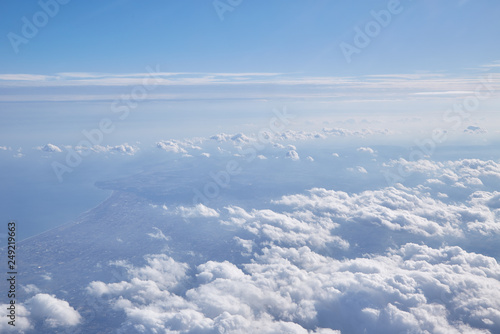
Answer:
72, 143, 139, 155
156, 140, 188, 154
36, 143, 63, 153
83, 155, 500, 333
25, 293, 82, 328
221, 205, 348, 250
278, 130, 326, 141
86, 241, 500, 333
357, 146, 376, 155
274, 185, 472, 239
175, 204, 220, 218
210, 133, 232, 142
0, 303, 32, 332
107, 143, 139, 155
322, 127, 390, 137
19, 141, 500, 333
286, 150, 300, 161
204, 126, 389, 152
230, 133, 253, 143
38, 125, 394, 164
86, 252, 345, 333
383, 158, 500, 192
210, 133, 253, 144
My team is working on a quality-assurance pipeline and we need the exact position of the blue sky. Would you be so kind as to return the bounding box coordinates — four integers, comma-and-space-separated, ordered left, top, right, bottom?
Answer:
1, 0, 500, 75
0, 0, 499, 146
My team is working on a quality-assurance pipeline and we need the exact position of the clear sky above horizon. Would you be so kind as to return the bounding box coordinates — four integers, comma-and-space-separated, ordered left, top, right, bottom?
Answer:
1, 1, 499, 147
1, 0, 499, 76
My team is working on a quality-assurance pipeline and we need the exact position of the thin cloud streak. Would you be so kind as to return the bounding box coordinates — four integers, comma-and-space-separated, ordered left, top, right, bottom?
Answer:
0, 71, 498, 103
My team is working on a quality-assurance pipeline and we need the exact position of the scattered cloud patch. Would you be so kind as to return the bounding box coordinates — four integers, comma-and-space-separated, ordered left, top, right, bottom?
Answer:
25, 294, 82, 328
286, 150, 300, 161
175, 204, 220, 218
0, 304, 31, 332
71, 143, 139, 155
322, 128, 390, 137
107, 143, 139, 155
156, 140, 188, 154
357, 147, 376, 155
37, 143, 63, 153
210, 133, 253, 144
22, 284, 41, 295
348, 166, 368, 174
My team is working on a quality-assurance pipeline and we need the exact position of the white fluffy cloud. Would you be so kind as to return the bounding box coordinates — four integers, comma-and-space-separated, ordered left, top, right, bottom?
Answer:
72, 143, 139, 155
36, 143, 62, 153
86, 241, 500, 333
210, 133, 253, 144
175, 204, 220, 218
286, 150, 300, 161
156, 139, 203, 156
383, 158, 500, 196
357, 146, 376, 155
0, 304, 32, 332
84, 155, 500, 333
156, 140, 188, 154
17, 123, 396, 160
322, 127, 390, 137
221, 206, 348, 250
272, 184, 500, 239
18, 139, 500, 334
106, 143, 139, 155
87, 252, 344, 333
26, 293, 81, 328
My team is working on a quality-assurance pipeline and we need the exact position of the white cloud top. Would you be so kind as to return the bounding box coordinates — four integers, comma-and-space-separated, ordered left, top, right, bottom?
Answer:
83, 155, 500, 332
175, 204, 220, 218
37, 143, 62, 153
